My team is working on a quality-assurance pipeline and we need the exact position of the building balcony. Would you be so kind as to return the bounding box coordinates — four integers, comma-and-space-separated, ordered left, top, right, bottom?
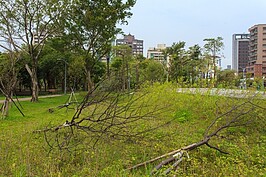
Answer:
250, 37, 258, 41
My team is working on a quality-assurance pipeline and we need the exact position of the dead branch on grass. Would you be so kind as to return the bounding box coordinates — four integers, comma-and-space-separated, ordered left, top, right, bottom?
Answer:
35, 79, 172, 151
128, 98, 266, 175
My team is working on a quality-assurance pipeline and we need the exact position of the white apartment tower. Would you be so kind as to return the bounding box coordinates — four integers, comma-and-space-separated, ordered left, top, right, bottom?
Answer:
147, 44, 168, 65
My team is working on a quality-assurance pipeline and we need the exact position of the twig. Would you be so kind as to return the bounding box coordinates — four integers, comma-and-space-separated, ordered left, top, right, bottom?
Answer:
206, 143, 229, 154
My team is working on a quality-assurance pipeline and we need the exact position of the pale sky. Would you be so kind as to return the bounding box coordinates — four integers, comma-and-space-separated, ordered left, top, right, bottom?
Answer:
119, 0, 266, 69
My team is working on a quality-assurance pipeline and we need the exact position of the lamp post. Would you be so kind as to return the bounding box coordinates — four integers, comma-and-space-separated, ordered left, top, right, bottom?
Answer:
57, 59, 68, 95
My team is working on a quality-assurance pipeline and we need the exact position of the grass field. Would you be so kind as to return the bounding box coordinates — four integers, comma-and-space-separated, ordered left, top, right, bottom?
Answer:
0, 85, 265, 176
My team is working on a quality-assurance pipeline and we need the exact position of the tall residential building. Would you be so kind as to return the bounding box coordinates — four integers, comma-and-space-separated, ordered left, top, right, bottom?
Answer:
232, 34, 250, 73
247, 24, 266, 77
116, 33, 143, 56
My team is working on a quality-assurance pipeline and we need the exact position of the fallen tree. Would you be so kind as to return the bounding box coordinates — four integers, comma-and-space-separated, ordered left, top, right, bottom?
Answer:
34, 83, 266, 175
127, 97, 266, 175
34, 80, 172, 152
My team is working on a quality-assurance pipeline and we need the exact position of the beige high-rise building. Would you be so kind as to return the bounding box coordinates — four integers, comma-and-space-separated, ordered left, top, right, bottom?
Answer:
247, 24, 266, 77
147, 44, 170, 67
147, 44, 166, 61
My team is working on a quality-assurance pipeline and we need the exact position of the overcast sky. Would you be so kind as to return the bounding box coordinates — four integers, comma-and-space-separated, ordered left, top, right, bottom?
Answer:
118, 0, 266, 69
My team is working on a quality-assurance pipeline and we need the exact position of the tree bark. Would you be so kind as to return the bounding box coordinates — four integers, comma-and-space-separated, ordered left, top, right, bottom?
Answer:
86, 70, 94, 92
25, 64, 39, 102
135, 63, 139, 89
1, 97, 11, 118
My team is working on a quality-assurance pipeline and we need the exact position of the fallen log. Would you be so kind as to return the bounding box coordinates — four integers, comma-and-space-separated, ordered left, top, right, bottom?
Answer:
127, 137, 211, 172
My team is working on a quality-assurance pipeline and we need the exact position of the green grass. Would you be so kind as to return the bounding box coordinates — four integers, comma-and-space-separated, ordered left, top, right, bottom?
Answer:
0, 86, 266, 176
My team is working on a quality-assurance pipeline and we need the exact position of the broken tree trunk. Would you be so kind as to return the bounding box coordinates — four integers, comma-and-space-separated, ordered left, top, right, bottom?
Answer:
127, 137, 211, 172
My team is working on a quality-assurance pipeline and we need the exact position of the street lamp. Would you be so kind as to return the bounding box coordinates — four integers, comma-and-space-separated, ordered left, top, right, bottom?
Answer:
57, 59, 68, 95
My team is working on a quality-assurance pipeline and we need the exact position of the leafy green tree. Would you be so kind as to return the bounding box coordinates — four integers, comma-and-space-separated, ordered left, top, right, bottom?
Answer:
59, 0, 136, 91
0, 52, 22, 118
165, 42, 187, 82
203, 37, 224, 82
187, 44, 202, 85
111, 45, 133, 91
164, 43, 205, 86
38, 37, 77, 92
38, 42, 63, 91
67, 55, 85, 91
0, 0, 64, 101
196, 52, 213, 87
217, 69, 238, 88
132, 54, 145, 88
139, 59, 166, 84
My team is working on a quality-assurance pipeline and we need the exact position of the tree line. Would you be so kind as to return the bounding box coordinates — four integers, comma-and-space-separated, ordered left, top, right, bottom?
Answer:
0, 0, 248, 118
0, 0, 136, 117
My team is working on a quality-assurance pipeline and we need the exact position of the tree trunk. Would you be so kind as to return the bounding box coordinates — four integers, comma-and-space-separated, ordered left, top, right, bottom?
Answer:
1, 97, 11, 118
135, 63, 139, 89
213, 44, 216, 82
25, 64, 39, 102
86, 70, 94, 92
31, 72, 39, 102
1, 88, 14, 118
126, 61, 130, 92
122, 67, 126, 91
43, 78, 47, 92
107, 57, 110, 80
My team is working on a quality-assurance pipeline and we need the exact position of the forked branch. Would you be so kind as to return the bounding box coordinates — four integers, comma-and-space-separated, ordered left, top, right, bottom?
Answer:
35, 80, 172, 151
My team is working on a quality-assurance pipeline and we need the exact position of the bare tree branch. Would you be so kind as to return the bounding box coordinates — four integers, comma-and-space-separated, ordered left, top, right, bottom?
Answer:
128, 97, 266, 175
34, 78, 173, 154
